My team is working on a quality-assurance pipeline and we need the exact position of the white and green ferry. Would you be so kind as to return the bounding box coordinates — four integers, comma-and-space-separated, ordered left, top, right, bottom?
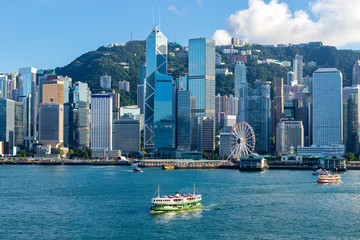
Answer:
150, 185, 202, 212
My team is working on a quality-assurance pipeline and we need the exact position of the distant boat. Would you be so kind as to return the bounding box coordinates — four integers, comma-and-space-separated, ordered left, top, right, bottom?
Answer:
150, 185, 202, 212
132, 163, 143, 172
161, 164, 175, 170
312, 168, 329, 175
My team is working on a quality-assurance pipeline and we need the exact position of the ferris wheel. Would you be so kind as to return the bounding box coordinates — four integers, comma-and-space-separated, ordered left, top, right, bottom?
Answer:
228, 122, 256, 160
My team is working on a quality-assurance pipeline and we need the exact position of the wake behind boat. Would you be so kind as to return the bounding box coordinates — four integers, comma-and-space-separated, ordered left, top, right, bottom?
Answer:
150, 185, 202, 213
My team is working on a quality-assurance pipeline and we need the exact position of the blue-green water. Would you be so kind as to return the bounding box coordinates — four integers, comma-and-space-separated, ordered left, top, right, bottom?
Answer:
1, 166, 360, 239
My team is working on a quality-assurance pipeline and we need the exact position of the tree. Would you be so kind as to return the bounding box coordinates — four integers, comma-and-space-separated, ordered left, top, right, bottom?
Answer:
16, 150, 28, 157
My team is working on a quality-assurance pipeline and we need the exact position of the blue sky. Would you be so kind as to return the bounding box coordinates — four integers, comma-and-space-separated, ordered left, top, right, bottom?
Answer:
0, 0, 353, 72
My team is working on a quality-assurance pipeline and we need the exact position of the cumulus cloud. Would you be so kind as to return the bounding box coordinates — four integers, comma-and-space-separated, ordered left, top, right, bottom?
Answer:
213, 30, 231, 45
212, 0, 360, 47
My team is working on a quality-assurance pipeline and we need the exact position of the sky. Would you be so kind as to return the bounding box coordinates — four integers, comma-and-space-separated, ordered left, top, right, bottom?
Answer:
0, 0, 359, 73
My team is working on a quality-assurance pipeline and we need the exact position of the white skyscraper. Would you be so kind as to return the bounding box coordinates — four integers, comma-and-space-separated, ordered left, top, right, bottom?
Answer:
293, 54, 303, 85
313, 68, 343, 146
91, 94, 113, 150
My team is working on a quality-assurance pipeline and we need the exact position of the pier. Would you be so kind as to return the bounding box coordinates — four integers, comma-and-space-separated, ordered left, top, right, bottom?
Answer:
138, 159, 227, 169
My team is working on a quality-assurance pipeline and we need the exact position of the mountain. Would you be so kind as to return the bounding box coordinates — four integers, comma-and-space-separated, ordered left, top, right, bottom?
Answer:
56, 41, 360, 104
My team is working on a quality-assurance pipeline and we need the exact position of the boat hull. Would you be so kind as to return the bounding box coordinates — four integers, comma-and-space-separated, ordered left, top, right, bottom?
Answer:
150, 202, 202, 212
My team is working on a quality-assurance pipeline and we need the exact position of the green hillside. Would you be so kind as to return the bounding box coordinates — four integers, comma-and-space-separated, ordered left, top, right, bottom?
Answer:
56, 41, 360, 104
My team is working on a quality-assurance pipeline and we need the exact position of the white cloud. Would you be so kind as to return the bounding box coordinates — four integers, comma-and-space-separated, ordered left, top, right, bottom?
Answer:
213, 30, 231, 45
168, 5, 189, 16
212, 0, 360, 47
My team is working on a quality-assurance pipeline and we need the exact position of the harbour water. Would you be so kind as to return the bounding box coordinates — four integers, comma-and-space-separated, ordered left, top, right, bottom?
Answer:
1, 165, 360, 239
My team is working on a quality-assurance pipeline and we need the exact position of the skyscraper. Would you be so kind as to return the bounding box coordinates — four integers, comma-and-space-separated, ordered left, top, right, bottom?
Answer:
272, 78, 284, 140
247, 81, 271, 153
313, 68, 343, 146
225, 95, 239, 116
0, 99, 15, 154
276, 120, 304, 155
91, 94, 113, 150
18, 67, 37, 149
188, 38, 215, 116
287, 71, 295, 86
113, 116, 140, 153
119, 80, 130, 92
42, 79, 64, 104
352, 60, 360, 85
293, 54, 303, 85
343, 85, 360, 153
0, 75, 8, 99
144, 25, 175, 151
176, 89, 191, 151
234, 61, 248, 122
38, 103, 64, 147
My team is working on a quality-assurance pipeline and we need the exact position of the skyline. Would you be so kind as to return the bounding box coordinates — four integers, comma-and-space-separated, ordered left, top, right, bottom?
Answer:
1, 0, 360, 73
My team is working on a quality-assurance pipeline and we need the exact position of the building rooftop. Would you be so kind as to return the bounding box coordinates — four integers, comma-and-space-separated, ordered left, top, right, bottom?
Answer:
314, 68, 339, 73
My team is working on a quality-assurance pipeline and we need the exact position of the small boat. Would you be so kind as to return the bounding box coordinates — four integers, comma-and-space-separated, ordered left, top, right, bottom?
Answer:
150, 185, 202, 212
312, 168, 329, 175
161, 164, 175, 170
132, 163, 143, 172
317, 174, 341, 184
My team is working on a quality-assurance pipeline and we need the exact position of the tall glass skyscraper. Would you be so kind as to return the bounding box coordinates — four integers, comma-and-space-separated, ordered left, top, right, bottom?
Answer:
247, 81, 271, 153
234, 61, 247, 121
18, 67, 37, 149
313, 68, 343, 146
293, 54, 303, 85
0, 99, 15, 153
176, 89, 191, 151
144, 25, 175, 151
188, 38, 215, 116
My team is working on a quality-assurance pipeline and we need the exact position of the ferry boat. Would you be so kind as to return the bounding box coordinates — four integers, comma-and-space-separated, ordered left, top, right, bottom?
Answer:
132, 163, 143, 172
150, 185, 202, 212
317, 174, 341, 184
161, 164, 175, 170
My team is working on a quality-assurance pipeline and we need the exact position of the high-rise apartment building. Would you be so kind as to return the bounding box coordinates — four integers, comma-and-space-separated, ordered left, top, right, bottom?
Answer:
100, 75, 111, 89
287, 71, 295, 86
313, 68, 343, 146
352, 60, 360, 85
119, 80, 130, 92
293, 54, 303, 85
38, 103, 64, 146
225, 95, 239, 116
91, 94, 113, 150
110, 91, 121, 120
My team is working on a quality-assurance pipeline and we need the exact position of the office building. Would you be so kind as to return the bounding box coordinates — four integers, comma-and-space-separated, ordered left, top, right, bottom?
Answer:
293, 54, 303, 84
0, 99, 15, 154
276, 120, 304, 155
343, 85, 360, 153
100, 75, 111, 89
247, 81, 271, 153
272, 78, 284, 138
91, 94, 113, 150
137, 84, 144, 114
353, 60, 360, 85
42, 79, 64, 104
234, 61, 247, 122
176, 89, 191, 151
15, 102, 24, 147
113, 116, 140, 153
18, 67, 37, 149
199, 117, 215, 152
219, 126, 232, 157
188, 38, 216, 116
119, 80, 130, 92
110, 91, 121, 120
313, 68, 343, 146
144, 25, 175, 151
0, 75, 8, 99
77, 101, 91, 149
38, 103, 64, 146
